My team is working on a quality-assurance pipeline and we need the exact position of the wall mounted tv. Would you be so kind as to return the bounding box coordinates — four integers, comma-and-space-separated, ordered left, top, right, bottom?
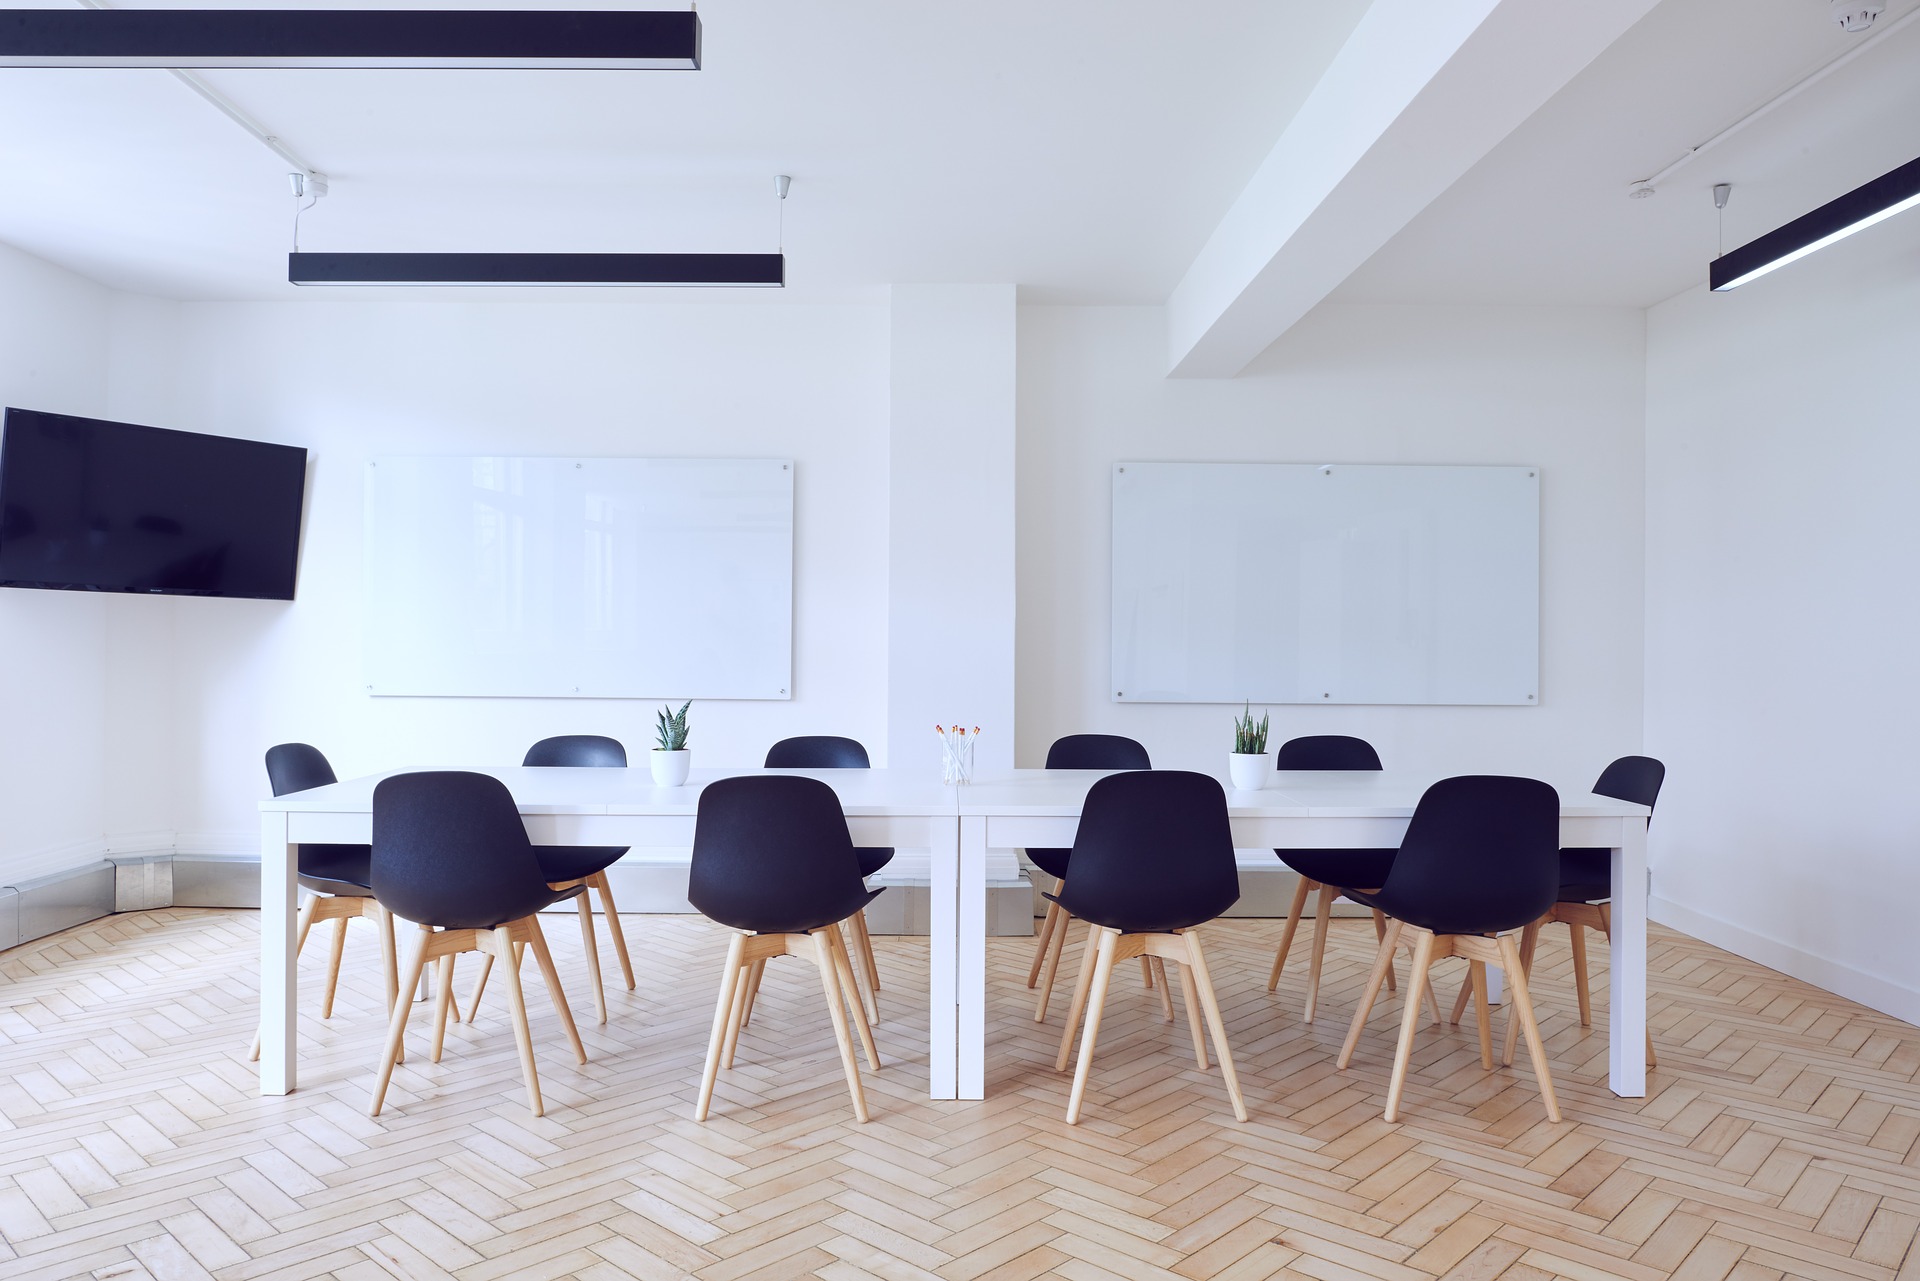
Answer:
0, 407, 308, 600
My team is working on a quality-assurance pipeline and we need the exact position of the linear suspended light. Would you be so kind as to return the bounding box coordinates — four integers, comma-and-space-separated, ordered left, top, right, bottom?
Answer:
288, 252, 784, 288
0, 9, 700, 70
1711, 154, 1920, 291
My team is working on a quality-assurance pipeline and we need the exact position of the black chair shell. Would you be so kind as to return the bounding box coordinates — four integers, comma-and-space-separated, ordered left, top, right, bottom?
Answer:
1050, 771, 1239, 934
1559, 755, 1665, 902
1272, 735, 1395, 886
1026, 735, 1152, 881
764, 736, 892, 877
689, 775, 881, 936
371, 772, 580, 930
266, 742, 374, 898
1344, 776, 1560, 936
524, 735, 627, 768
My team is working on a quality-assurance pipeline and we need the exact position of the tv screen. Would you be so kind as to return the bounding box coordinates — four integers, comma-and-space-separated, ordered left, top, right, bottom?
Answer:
0, 407, 308, 600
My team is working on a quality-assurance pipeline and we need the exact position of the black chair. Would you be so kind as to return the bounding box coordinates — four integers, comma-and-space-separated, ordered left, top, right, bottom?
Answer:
690, 775, 882, 1123
1450, 755, 1664, 1068
760, 736, 890, 1023
1265, 736, 1432, 1024
1335, 776, 1562, 1123
470, 735, 635, 1025
366, 772, 587, 1118
1025, 734, 1154, 1022
1049, 770, 1246, 1125
250, 744, 406, 1063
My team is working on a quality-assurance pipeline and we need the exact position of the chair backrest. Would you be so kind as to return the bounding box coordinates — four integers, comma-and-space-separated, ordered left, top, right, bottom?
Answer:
265, 742, 338, 796
1594, 755, 1664, 812
1376, 776, 1560, 935
764, 736, 871, 769
688, 775, 870, 933
1275, 735, 1381, 771
371, 772, 555, 929
523, 735, 627, 768
1057, 771, 1239, 931
1044, 734, 1151, 770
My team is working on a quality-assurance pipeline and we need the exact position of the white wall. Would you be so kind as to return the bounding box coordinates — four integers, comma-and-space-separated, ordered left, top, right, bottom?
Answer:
1645, 216, 1920, 1024
1017, 303, 1647, 793
0, 242, 117, 884
104, 298, 890, 850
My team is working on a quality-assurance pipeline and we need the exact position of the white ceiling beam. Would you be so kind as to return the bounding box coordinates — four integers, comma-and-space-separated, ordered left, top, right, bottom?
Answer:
1165, 0, 1663, 378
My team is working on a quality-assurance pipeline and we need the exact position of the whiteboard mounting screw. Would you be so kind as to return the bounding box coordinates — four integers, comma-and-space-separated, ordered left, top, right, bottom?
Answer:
779, 687, 787, 695
573, 686, 580, 693
1116, 691, 1124, 698
1528, 694, 1535, 700
575, 462, 582, 469
1322, 693, 1330, 698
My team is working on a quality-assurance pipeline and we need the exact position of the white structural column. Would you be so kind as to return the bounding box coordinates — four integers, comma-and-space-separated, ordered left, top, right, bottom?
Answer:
889, 285, 1016, 1100
1166, 0, 1661, 377
258, 811, 297, 1095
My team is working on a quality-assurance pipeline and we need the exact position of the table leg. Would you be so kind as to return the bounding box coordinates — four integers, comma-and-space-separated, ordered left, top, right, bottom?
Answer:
928, 813, 959, 1100
1609, 818, 1649, 1097
958, 816, 987, 1101
259, 811, 298, 1095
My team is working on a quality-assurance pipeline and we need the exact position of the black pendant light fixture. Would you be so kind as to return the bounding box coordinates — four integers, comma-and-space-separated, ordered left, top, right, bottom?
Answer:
288, 252, 783, 288
1711, 154, 1920, 291
0, 9, 700, 70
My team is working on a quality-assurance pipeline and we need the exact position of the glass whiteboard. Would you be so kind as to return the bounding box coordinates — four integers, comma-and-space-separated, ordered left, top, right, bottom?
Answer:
1111, 462, 1538, 706
364, 456, 792, 699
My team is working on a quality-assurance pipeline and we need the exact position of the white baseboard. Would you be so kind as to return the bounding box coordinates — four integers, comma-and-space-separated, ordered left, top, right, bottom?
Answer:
1651, 894, 1920, 1028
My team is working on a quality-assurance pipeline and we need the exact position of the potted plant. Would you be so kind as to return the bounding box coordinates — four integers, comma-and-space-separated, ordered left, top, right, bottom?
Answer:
1229, 702, 1270, 791
651, 700, 692, 785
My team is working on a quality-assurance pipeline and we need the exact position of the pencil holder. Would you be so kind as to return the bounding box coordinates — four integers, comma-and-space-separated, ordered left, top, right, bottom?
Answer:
938, 726, 977, 784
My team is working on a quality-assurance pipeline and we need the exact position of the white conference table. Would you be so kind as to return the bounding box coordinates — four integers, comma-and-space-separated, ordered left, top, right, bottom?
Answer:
259, 766, 1650, 1102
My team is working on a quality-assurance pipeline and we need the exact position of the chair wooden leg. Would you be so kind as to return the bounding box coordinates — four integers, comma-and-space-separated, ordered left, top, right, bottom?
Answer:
1502, 919, 1543, 1067
697, 934, 746, 1120
1383, 930, 1436, 1122
841, 915, 880, 1027
827, 922, 881, 1071
853, 908, 881, 993
1182, 928, 1248, 1123
1338, 919, 1402, 1069
430, 956, 456, 1063
1469, 960, 1493, 1070
1175, 959, 1208, 1069
1568, 919, 1592, 1028
1304, 882, 1336, 1023
252, 894, 321, 1062
811, 930, 870, 1123
1054, 921, 1102, 1071
1448, 975, 1472, 1026
591, 872, 637, 991
1034, 908, 1074, 1024
466, 953, 493, 1020
369, 926, 431, 1117
494, 926, 544, 1117
1065, 927, 1120, 1125
1141, 955, 1155, 990
1028, 900, 1062, 989
740, 959, 766, 1027
320, 915, 350, 1020
1152, 957, 1175, 1022
1267, 876, 1313, 991
576, 891, 607, 1025
1373, 908, 1399, 993
1497, 932, 1561, 1122
524, 915, 587, 1066
720, 956, 753, 1070
376, 904, 408, 1061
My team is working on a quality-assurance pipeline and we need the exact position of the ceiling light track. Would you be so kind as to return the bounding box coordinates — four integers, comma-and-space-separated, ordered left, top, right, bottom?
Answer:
2, 7, 701, 70
1626, 3, 1920, 198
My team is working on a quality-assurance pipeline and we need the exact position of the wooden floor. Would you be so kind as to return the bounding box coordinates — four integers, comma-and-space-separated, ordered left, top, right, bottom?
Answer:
1, 909, 1917, 1281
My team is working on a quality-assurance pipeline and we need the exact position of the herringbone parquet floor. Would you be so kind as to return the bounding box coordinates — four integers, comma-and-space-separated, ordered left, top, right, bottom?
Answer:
1, 908, 1917, 1281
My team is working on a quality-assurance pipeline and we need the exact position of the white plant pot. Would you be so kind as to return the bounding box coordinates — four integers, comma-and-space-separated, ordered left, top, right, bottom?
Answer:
1228, 752, 1269, 791
650, 749, 691, 786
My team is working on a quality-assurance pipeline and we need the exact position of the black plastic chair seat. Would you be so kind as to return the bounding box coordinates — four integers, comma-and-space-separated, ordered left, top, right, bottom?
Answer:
1273, 847, 1396, 889
1557, 848, 1612, 903
856, 848, 894, 879
690, 774, 879, 935
297, 843, 374, 897
1027, 845, 1071, 881
1026, 735, 1153, 882
1049, 771, 1239, 934
533, 844, 629, 885
764, 737, 893, 880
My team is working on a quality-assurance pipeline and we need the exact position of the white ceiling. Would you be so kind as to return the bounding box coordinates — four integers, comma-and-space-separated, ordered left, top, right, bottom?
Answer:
0, 0, 1371, 302
1330, 0, 1920, 309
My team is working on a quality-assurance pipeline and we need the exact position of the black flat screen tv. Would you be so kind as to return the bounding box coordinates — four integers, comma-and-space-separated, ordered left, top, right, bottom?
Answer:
0, 407, 308, 600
